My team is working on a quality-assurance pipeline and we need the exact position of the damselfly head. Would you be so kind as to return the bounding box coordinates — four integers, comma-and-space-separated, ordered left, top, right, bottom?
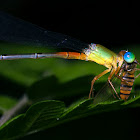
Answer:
124, 52, 135, 63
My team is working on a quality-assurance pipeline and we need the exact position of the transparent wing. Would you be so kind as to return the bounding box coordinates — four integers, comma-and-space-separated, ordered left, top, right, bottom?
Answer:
0, 12, 88, 52
93, 76, 121, 104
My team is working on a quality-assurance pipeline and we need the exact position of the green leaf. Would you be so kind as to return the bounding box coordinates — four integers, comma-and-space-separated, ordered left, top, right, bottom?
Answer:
27, 75, 92, 102
0, 94, 140, 139
0, 100, 65, 139
0, 95, 17, 113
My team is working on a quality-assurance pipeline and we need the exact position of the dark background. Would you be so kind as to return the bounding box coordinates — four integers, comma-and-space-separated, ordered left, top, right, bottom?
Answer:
0, 0, 139, 48
0, 1, 140, 140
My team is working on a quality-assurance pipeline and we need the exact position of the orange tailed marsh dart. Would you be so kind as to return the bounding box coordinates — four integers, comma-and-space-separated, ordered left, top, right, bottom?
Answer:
0, 12, 139, 100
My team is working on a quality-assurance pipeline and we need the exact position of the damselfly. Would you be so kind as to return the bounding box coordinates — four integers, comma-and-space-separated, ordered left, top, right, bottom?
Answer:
0, 12, 139, 100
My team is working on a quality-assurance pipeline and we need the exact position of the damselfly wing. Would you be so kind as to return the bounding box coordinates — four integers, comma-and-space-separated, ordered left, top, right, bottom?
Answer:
93, 76, 120, 104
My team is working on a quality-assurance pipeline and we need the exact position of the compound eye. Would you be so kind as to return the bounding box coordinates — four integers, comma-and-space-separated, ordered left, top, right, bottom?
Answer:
124, 52, 135, 63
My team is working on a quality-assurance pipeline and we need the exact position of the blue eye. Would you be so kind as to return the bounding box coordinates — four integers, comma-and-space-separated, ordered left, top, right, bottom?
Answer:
124, 52, 135, 63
